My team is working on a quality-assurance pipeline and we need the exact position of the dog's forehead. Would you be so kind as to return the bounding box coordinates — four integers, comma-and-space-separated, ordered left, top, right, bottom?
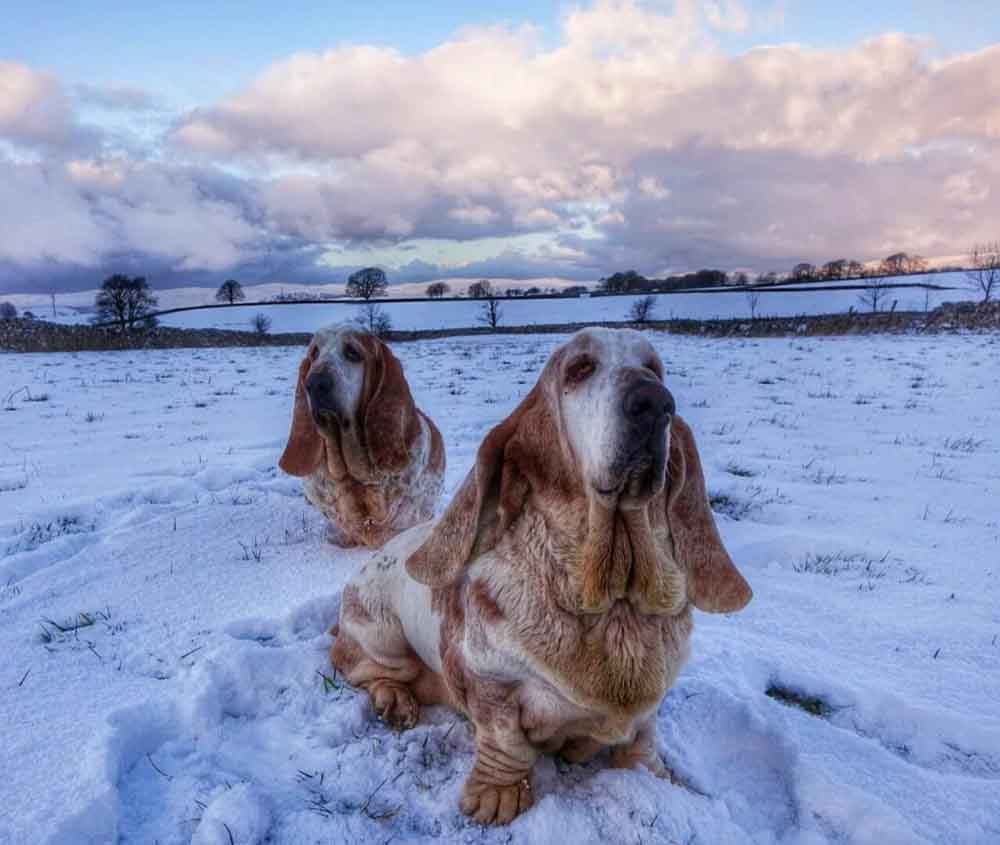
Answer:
560, 327, 658, 367
312, 323, 360, 353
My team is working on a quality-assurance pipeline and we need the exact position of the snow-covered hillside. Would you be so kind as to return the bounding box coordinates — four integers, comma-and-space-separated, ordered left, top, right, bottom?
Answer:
159, 275, 975, 335
1, 277, 584, 323
2, 332, 999, 844
5, 272, 978, 332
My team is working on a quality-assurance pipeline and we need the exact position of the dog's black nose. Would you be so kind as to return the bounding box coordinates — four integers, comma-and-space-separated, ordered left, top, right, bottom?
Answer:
306, 370, 337, 414
623, 380, 675, 433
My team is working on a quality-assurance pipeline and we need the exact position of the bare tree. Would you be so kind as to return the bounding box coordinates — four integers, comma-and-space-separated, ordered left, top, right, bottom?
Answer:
216, 279, 245, 304
880, 252, 910, 276
0, 301, 17, 320
966, 241, 1000, 303
251, 312, 272, 335
357, 302, 393, 337
792, 262, 817, 281
858, 276, 891, 313
468, 279, 492, 298
94, 274, 158, 331
745, 287, 761, 320
822, 259, 848, 279
628, 295, 657, 324
478, 292, 503, 329
426, 281, 450, 298
346, 267, 388, 300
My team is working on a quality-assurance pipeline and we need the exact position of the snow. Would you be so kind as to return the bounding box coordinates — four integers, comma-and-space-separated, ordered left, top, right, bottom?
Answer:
2, 332, 999, 844
4, 272, 978, 331
2, 277, 585, 324
158, 275, 976, 334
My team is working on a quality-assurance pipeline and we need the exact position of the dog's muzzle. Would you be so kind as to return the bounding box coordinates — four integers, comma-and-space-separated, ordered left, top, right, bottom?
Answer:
306, 370, 343, 426
615, 377, 674, 500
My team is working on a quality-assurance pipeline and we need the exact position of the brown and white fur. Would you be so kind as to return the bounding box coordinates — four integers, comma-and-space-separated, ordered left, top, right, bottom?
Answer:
279, 324, 445, 549
332, 327, 752, 824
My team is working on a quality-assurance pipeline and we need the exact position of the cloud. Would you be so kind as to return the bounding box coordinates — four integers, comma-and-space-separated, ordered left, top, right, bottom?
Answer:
569, 140, 1000, 272
0, 157, 271, 278
0, 61, 96, 152
4, 2, 1000, 292
75, 83, 163, 112
168, 2, 1000, 256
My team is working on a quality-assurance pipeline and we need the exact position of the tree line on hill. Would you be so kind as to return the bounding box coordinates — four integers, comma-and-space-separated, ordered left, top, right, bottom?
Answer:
597, 252, 951, 296
7, 242, 997, 335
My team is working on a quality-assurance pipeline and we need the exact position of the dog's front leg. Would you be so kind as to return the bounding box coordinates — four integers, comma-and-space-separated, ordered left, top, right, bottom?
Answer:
609, 718, 666, 776
458, 689, 538, 826
460, 731, 537, 825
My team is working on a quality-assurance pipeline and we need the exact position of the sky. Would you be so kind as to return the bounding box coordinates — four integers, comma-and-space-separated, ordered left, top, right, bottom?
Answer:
2, 0, 1000, 293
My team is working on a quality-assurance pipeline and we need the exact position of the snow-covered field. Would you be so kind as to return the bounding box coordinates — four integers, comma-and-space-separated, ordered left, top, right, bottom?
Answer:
159, 276, 974, 335
2, 331, 999, 844
5, 272, 976, 332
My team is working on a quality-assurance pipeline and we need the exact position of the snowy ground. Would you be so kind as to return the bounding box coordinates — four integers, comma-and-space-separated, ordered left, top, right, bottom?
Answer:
2, 332, 999, 844
5, 272, 976, 332
159, 275, 973, 335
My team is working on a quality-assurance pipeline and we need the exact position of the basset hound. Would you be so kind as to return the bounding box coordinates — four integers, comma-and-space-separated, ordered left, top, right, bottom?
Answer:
279, 324, 445, 548
331, 326, 751, 823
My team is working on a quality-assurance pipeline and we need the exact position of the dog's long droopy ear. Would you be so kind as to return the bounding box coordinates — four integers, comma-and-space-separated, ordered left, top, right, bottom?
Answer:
405, 392, 533, 588
279, 354, 324, 477
363, 340, 422, 474
666, 415, 752, 613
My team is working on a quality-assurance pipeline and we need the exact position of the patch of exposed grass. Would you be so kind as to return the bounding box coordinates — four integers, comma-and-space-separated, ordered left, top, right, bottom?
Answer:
1, 578, 23, 603
724, 460, 756, 478
238, 536, 266, 562
807, 466, 848, 485
6, 514, 96, 555
766, 683, 834, 718
794, 550, 890, 578
0, 475, 29, 493
791, 550, 925, 589
943, 435, 985, 454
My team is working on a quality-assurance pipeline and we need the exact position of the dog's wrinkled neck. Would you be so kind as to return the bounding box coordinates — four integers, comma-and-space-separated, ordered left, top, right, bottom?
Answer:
550, 492, 686, 617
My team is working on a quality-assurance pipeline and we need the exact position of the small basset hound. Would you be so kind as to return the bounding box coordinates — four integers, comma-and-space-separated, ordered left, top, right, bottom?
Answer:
331, 327, 752, 824
279, 324, 445, 548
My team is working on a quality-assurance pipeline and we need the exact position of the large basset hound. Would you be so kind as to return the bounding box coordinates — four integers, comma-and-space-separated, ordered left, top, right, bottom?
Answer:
279, 324, 445, 549
331, 327, 752, 824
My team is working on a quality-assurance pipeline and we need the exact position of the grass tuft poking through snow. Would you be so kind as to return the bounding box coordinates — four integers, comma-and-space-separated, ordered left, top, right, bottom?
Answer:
765, 684, 836, 719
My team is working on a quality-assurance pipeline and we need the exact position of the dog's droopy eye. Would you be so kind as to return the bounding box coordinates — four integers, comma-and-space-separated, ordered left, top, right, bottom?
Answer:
565, 356, 596, 385
343, 343, 362, 363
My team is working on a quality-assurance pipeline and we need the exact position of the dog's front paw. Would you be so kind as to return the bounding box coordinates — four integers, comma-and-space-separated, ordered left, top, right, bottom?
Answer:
460, 776, 533, 825
368, 680, 419, 731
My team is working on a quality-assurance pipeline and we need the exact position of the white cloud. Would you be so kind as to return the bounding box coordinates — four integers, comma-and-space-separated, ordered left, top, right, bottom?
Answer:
0, 158, 263, 275
0, 62, 81, 151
